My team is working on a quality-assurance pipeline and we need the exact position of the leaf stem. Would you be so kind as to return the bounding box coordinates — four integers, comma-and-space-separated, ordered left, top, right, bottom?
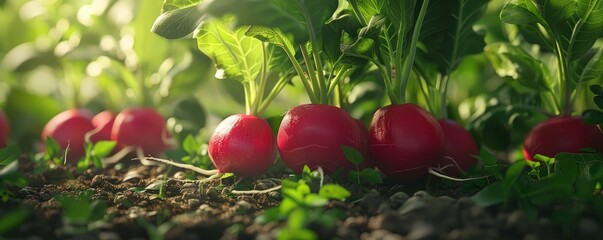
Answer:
554, 39, 570, 116
312, 46, 328, 103
439, 74, 450, 118
258, 74, 291, 114
243, 82, 253, 115
251, 44, 270, 116
397, 0, 430, 104
284, 47, 319, 103
300, 46, 323, 103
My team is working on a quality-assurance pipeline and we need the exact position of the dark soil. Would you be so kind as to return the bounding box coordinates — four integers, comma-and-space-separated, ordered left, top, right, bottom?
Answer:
2, 157, 602, 240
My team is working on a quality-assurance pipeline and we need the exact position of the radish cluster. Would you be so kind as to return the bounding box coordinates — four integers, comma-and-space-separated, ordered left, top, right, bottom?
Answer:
41, 107, 170, 163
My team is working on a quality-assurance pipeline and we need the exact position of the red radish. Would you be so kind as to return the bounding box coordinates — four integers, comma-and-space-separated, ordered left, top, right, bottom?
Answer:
523, 116, 603, 161
41, 109, 95, 162
369, 104, 445, 182
111, 107, 170, 156
90, 110, 115, 142
277, 104, 365, 175
0, 110, 9, 147
208, 114, 276, 177
433, 119, 479, 176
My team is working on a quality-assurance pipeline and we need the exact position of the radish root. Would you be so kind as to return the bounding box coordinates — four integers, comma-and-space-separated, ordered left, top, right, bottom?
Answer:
231, 185, 282, 195
428, 167, 490, 182
140, 156, 219, 176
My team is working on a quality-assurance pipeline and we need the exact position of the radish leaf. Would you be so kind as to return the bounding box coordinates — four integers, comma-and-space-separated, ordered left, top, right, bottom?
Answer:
152, 1, 205, 39
419, 0, 488, 74
195, 18, 264, 82
484, 42, 552, 91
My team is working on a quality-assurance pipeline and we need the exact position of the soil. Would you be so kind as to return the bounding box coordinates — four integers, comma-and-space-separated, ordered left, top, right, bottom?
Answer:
2, 157, 602, 240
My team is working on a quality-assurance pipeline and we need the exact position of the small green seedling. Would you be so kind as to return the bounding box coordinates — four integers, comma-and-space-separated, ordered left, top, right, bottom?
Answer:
77, 141, 116, 172
180, 134, 213, 170
257, 167, 350, 239
0, 146, 27, 202
472, 151, 603, 238
54, 190, 112, 235
341, 145, 383, 187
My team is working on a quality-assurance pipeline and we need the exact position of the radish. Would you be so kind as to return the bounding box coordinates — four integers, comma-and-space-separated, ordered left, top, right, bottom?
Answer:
0, 110, 9, 147
523, 116, 603, 161
111, 107, 170, 156
209, 114, 276, 177
41, 109, 95, 162
90, 110, 115, 142
433, 119, 479, 176
368, 104, 445, 181
277, 104, 365, 175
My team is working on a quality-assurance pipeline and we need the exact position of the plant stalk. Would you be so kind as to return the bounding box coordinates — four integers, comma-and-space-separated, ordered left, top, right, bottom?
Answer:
283, 46, 319, 103
300, 46, 323, 103
396, 0, 430, 104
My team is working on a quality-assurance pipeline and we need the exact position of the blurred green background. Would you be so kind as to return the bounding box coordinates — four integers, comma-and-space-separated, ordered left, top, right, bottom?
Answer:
1, 0, 600, 162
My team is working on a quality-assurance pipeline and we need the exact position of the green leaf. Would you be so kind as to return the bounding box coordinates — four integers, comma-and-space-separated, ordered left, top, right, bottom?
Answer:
582, 109, 603, 124
0, 161, 28, 187
278, 228, 317, 240
318, 184, 351, 201
500, 0, 545, 25
92, 141, 116, 158
255, 207, 281, 224
296, 182, 311, 195
525, 176, 574, 206
322, 11, 363, 64
221, 172, 235, 179
590, 84, 603, 96
341, 145, 363, 165
540, 0, 580, 24
478, 149, 502, 179
196, 18, 264, 82
304, 194, 329, 207
161, 0, 202, 13
204, 0, 338, 44
245, 26, 295, 54
472, 181, 506, 207
144, 180, 165, 192
562, 0, 603, 60
582, 110, 603, 125
54, 192, 94, 222
359, 168, 384, 185
0, 146, 20, 166
419, 0, 488, 74
347, 0, 383, 24
503, 160, 526, 197
595, 96, 603, 110
555, 153, 579, 182
484, 42, 552, 91
574, 48, 603, 86
89, 200, 108, 221
45, 137, 61, 160
152, 3, 206, 39
182, 135, 198, 156
0, 208, 30, 234
287, 209, 308, 230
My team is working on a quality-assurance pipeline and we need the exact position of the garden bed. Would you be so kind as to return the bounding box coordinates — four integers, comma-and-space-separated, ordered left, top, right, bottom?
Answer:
2, 157, 601, 240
